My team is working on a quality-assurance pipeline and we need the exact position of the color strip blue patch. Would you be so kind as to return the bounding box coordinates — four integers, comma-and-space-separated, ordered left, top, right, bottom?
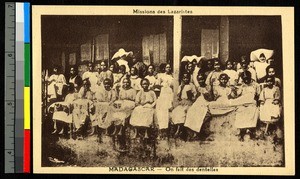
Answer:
24, 3, 30, 43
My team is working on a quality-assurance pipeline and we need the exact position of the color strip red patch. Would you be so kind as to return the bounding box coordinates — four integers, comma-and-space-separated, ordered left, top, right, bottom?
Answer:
23, 130, 30, 173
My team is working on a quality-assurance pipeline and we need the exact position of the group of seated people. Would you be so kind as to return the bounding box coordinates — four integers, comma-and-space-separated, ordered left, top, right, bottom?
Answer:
45, 53, 282, 144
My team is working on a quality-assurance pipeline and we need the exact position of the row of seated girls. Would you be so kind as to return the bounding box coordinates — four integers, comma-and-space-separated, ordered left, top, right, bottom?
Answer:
46, 54, 281, 145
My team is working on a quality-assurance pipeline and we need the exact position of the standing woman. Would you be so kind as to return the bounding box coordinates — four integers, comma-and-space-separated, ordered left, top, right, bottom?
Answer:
98, 61, 114, 86
155, 63, 174, 136
47, 66, 67, 102
205, 59, 223, 96
69, 66, 82, 92
123, 67, 142, 91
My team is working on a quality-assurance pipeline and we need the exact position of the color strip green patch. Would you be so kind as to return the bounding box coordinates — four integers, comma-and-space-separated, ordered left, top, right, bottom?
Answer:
24, 43, 30, 87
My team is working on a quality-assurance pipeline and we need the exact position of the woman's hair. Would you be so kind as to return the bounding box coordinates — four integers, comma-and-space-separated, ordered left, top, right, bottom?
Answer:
130, 66, 138, 75
146, 64, 155, 75
140, 78, 150, 86
265, 65, 276, 74
159, 63, 167, 73
197, 73, 207, 81
218, 73, 230, 80
100, 60, 108, 67
103, 78, 112, 86
122, 77, 131, 85
181, 72, 191, 83
265, 75, 275, 83
241, 70, 252, 82
110, 62, 119, 73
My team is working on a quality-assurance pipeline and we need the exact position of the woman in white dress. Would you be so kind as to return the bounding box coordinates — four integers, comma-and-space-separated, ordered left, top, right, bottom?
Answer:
155, 63, 174, 138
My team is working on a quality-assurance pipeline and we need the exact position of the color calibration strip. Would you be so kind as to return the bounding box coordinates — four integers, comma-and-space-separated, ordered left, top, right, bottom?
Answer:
16, 2, 24, 173
24, 2, 31, 173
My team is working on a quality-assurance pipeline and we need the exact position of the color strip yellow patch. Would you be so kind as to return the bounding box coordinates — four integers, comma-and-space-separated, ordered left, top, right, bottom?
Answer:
24, 87, 30, 129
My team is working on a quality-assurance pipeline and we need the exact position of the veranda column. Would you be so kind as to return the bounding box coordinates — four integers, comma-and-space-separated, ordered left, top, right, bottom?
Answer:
173, 15, 182, 101
219, 16, 229, 65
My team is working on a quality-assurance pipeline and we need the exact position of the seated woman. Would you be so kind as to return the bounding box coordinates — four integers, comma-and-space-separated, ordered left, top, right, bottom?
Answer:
171, 72, 197, 137
124, 67, 142, 91
259, 76, 281, 135
110, 78, 137, 135
205, 59, 223, 95
130, 78, 157, 139
209, 73, 236, 115
184, 73, 212, 139
231, 71, 260, 141
73, 79, 94, 138
91, 78, 117, 142
48, 84, 77, 135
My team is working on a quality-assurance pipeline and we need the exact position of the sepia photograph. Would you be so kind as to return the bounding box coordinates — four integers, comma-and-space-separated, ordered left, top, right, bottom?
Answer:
32, 6, 294, 174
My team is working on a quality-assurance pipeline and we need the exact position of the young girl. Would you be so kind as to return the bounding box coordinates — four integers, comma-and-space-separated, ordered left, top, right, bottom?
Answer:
232, 71, 260, 141
130, 78, 157, 138
259, 76, 281, 134
223, 60, 238, 86
171, 72, 197, 136
184, 73, 211, 137
145, 64, 157, 90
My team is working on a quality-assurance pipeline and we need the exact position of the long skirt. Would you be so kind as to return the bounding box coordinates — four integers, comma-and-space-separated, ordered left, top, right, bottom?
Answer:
130, 106, 154, 127
171, 103, 191, 124
90, 102, 111, 129
259, 99, 281, 123
235, 104, 259, 129
110, 100, 135, 125
184, 96, 209, 132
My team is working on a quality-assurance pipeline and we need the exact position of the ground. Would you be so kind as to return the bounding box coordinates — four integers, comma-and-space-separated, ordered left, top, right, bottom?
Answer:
42, 112, 284, 167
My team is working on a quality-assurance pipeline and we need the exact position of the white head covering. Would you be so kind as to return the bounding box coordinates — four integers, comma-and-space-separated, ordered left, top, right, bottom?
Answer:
250, 49, 274, 62
111, 48, 133, 60
181, 55, 206, 63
